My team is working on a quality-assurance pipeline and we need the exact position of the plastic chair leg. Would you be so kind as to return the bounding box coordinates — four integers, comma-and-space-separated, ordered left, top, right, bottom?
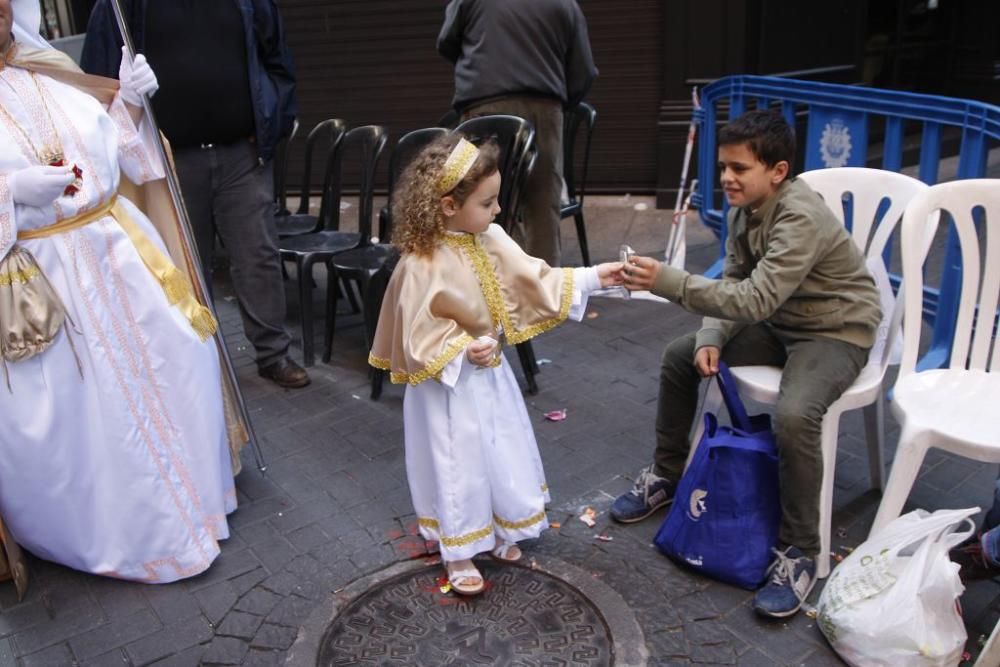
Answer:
371, 368, 385, 400
869, 423, 928, 536
322, 266, 339, 364
574, 211, 591, 267
297, 257, 315, 367
515, 342, 538, 395
816, 406, 844, 579
343, 277, 360, 314
863, 395, 886, 491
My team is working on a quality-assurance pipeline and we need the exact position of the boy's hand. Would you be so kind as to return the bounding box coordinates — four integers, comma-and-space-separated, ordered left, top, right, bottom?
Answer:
623, 255, 661, 291
467, 337, 497, 367
694, 346, 720, 377
596, 261, 625, 288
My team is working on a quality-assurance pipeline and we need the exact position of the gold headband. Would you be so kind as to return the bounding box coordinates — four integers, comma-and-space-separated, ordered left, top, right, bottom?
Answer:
436, 138, 480, 195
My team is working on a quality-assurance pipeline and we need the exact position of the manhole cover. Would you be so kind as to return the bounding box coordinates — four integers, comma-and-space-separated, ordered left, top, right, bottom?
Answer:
316, 561, 612, 665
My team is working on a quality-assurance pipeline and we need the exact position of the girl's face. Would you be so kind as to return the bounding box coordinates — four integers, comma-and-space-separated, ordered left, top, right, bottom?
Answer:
441, 170, 501, 234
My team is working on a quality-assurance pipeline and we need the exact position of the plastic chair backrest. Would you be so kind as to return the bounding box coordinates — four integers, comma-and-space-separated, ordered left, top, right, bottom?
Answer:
453, 114, 536, 229
321, 125, 388, 244
563, 102, 597, 206
799, 168, 930, 373
274, 118, 300, 214
897, 179, 1000, 380
295, 119, 346, 215
382, 127, 450, 242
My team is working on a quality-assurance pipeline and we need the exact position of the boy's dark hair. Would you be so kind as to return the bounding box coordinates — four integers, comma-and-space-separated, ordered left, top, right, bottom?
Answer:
718, 110, 795, 172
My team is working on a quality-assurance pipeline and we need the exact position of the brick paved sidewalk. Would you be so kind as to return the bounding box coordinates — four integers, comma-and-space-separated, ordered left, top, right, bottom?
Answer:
1, 196, 998, 666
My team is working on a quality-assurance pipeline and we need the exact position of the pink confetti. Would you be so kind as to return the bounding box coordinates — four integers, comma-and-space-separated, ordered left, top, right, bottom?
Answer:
544, 409, 568, 422
594, 534, 613, 542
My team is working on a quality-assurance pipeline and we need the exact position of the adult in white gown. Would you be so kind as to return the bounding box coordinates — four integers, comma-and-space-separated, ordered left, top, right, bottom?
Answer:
0, 0, 235, 583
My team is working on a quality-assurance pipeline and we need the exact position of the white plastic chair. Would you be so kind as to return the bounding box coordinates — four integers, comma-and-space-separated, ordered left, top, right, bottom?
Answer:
690, 168, 929, 579
870, 179, 1000, 536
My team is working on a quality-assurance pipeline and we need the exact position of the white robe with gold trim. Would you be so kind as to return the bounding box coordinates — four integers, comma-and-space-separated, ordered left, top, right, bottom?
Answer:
0, 64, 235, 582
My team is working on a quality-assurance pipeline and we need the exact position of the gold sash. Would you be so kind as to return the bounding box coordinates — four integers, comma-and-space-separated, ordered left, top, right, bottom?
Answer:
18, 197, 218, 340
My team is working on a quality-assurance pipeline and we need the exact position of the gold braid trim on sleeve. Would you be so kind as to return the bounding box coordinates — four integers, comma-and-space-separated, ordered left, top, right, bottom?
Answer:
373, 332, 474, 386
504, 267, 575, 345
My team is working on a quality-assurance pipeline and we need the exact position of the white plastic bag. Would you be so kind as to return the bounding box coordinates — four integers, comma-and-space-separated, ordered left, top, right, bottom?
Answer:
817, 507, 977, 667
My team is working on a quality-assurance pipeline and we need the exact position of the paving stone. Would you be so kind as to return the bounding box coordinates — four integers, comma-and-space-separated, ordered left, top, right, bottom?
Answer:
228, 568, 269, 598
0, 601, 49, 638
143, 584, 200, 626
90, 583, 151, 622
249, 537, 299, 575
264, 595, 316, 629
11, 604, 104, 657
250, 623, 298, 650
185, 549, 261, 592
80, 649, 130, 667
124, 616, 213, 666
233, 587, 283, 617
193, 581, 239, 627
69, 609, 161, 661
0, 638, 13, 667
215, 611, 264, 640
18, 643, 74, 667
243, 648, 286, 666
147, 642, 205, 667
201, 636, 249, 665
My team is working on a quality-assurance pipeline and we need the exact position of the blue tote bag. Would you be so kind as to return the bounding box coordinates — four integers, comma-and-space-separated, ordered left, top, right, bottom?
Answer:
654, 362, 781, 589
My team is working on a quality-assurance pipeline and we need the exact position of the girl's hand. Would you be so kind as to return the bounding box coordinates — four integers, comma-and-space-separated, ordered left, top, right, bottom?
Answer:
467, 337, 497, 367
596, 261, 626, 288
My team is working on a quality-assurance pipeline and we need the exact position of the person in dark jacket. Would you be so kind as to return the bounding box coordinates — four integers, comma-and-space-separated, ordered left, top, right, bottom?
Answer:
81, 0, 309, 388
438, 0, 597, 267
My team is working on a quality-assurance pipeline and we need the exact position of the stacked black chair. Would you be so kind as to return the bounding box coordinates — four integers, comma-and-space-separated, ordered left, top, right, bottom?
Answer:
561, 102, 597, 266
324, 128, 451, 398
453, 114, 541, 394
277, 119, 346, 239
279, 124, 387, 366
273, 118, 300, 220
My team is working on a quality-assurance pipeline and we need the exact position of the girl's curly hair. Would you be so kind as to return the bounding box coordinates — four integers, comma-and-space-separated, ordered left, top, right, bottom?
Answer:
392, 134, 501, 256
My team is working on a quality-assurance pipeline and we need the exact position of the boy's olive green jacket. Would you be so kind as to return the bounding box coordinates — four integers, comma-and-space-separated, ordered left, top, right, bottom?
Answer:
653, 177, 883, 352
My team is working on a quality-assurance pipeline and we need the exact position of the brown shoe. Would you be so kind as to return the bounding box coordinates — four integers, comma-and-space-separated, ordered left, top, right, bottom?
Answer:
258, 356, 310, 388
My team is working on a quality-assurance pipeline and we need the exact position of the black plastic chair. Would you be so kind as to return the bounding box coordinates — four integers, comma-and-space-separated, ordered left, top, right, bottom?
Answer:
453, 114, 541, 394
277, 119, 346, 239
325, 129, 450, 400
561, 102, 597, 266
280, 125, 387, 366
273, 118, 300, 219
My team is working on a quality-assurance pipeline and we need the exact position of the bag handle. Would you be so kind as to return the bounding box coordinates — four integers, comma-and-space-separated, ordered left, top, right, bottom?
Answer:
714, 362, 753, 432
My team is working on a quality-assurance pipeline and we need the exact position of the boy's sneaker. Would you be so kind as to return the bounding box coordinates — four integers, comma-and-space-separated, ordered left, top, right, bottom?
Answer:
752, 546, 816, 618
610, 465, 676, 523
982, 525, 1000, 569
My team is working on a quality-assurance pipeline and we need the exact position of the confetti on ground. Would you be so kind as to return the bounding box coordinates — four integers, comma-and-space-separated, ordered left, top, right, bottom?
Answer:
550, 522, 561, 529
351, 394, 361, 400
537, 358, 552, 365
962, 651, 971, 662
439, 582, 452, 594
586, 311, 599, 319
634, 202, 649, 211
544, 409, 568, 422
594, 534, 613, 542
832, 552, 844, 563
579, 507, 597, 527
802, 602, 818, 619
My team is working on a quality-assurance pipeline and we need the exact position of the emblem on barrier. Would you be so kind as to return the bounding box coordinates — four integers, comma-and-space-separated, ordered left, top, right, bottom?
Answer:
820, 119, 853, 168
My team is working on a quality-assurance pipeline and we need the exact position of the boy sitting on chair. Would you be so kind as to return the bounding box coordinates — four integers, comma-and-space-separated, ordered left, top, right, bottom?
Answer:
612, 110, 881, 618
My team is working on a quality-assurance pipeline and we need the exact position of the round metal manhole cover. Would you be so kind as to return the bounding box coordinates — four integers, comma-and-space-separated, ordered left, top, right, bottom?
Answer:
316, 561, 612, 665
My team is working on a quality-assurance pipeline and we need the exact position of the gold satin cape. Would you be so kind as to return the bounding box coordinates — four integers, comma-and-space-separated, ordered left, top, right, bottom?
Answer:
369, 224, 574, 384
0, 43, 250, 599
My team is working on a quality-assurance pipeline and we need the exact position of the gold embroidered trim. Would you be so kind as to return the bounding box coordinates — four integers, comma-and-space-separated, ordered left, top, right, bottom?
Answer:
493, 509, 547, 531
0, 264, 41, 286
417, 517, 495, 547
372, 333, 474, 386
458, 236, 575, 346
540, 483, 549, 493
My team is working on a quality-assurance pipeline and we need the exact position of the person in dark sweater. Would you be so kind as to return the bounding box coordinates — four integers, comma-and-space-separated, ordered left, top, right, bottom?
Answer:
438, 0, 597, 267
81, 0, 309, 389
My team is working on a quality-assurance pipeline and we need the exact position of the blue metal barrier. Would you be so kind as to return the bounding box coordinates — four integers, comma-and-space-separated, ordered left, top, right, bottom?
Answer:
692, 75, 1000, 371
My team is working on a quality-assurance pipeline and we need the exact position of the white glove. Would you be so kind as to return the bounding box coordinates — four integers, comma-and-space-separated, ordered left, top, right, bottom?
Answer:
8, 165, 75, 207
118, 46, 158, 107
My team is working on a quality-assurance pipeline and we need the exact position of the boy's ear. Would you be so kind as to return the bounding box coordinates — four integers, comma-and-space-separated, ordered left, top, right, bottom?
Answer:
440, 195, 459, 217
770, 160, 790, 185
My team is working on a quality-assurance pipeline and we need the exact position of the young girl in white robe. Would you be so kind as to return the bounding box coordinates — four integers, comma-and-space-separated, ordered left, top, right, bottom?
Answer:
369, 136, 623, 594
